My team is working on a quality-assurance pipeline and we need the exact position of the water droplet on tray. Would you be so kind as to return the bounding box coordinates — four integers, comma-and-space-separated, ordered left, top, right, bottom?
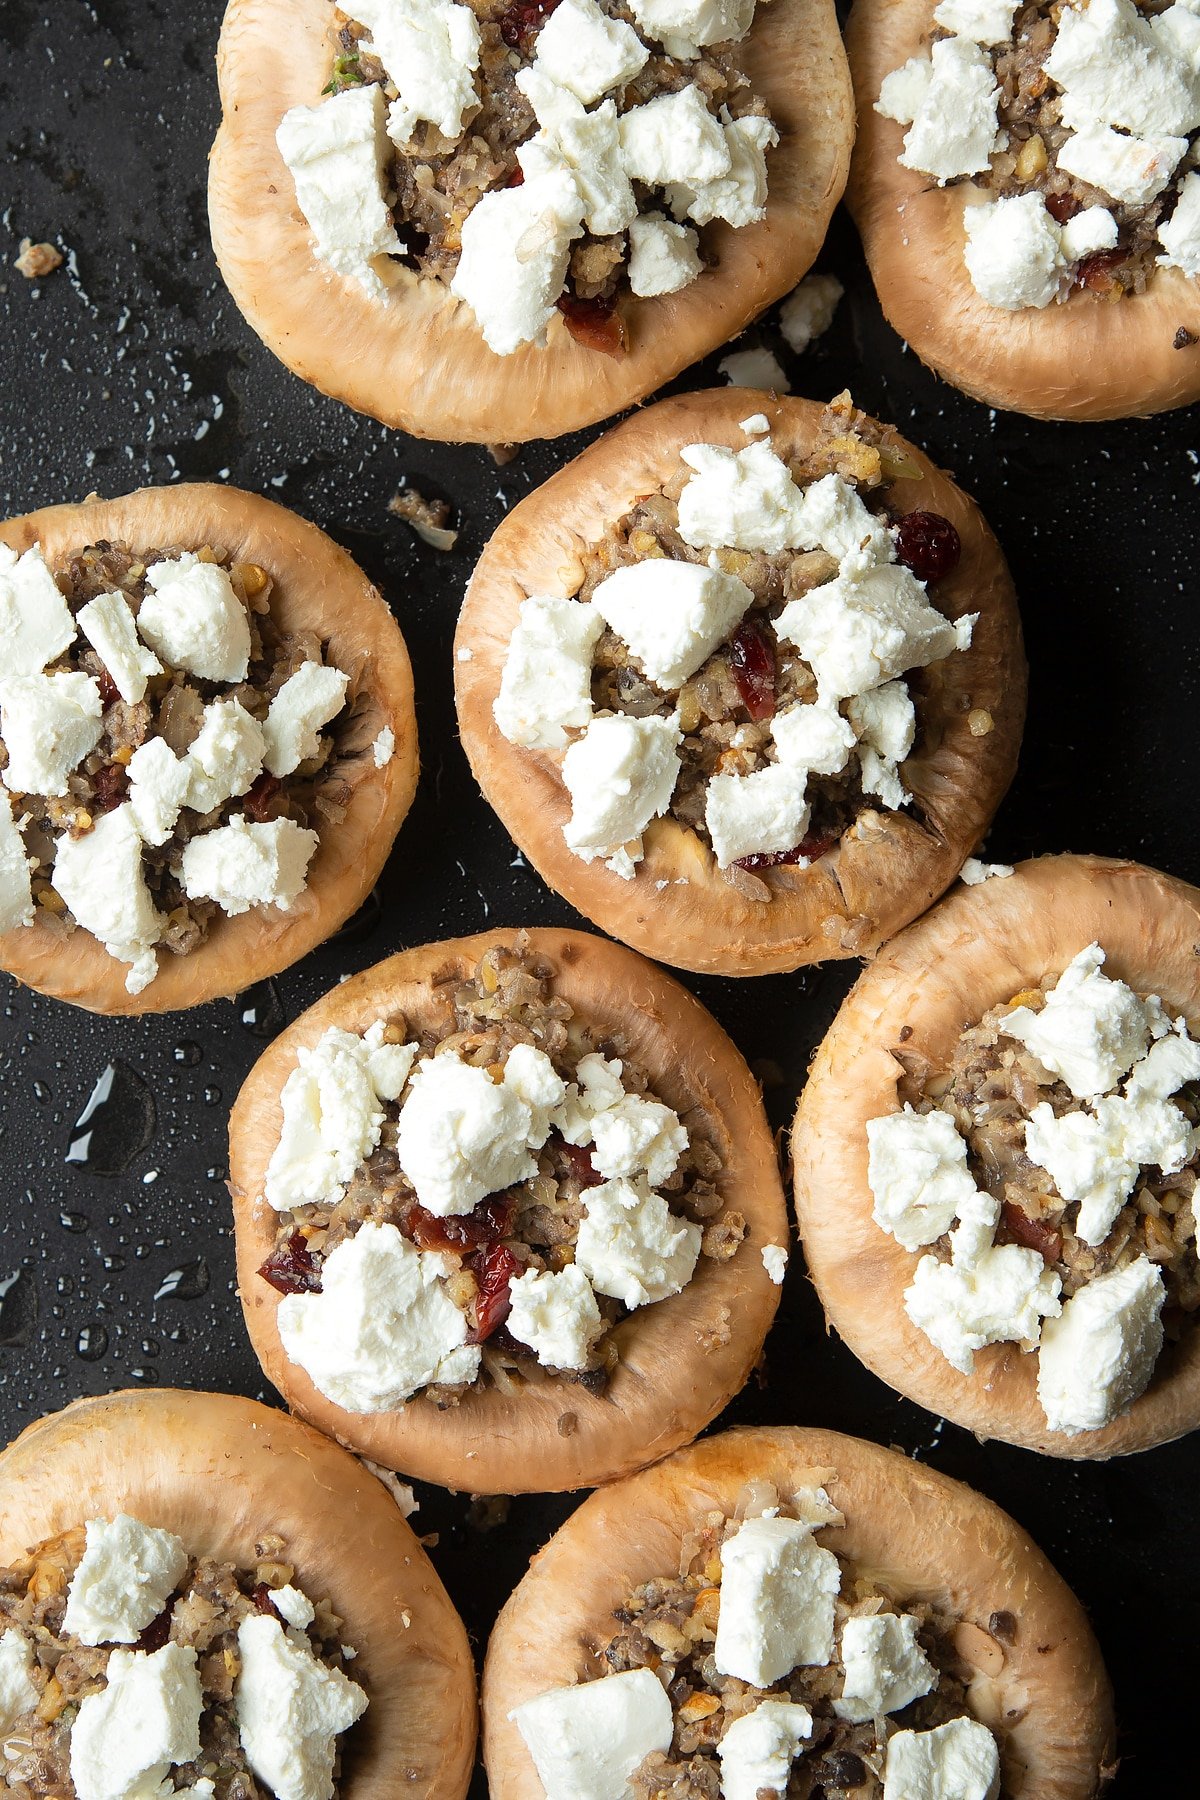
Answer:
154, 1259, 209, 1302
65, 1061, 157, 1176
172, 1040, 203, 1067
0, 1270, 37, 1346
60, 1210, 90, 1234
239, 979, 286, 1040
76, 1323, 108, 1361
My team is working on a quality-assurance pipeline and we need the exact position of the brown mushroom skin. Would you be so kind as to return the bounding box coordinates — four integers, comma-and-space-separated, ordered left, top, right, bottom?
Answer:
483, 1425, 1116, 1800
207, 0, 853, 443
454, 389, 1025, 978
0, 484, 418, 1015
229, 927, 788, 1494
846, 0, 1200, 421
793, 853, 1200, 1458
0, 1388, 477, 1800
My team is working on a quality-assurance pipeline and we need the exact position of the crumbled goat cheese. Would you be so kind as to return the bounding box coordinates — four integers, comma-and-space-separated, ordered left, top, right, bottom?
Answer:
77, 593, 162, 705
528, 0, 648, 104
627, 0, 755, 59
394, 1046, 560, 1216
898, 37, 1001, 183
125, 739, 190, 848
0, 542, 76, 676
1025, 1093, 1192, 1246
1037, 1256, 1165, 1434
1125, 1023, 1200, 1099
1000, 943, 1161, 1099
553, 1050, 628, 1142
772, 700, 856, 778
52, 804, 161, 995
262, 662, 349, 778
265, 1022, 417, 1211
271, 1586, 316, 1633
276, 1220, 481, 1410
1159, 169, 1200, 271
848, 679, 916, 811
627, 212, 703, 297
184, 698, 266, 815
775, 566, 973, 704
933, 0, 1019, 43
619, 84, 732, 187
762, 1243, 788, 1283
715, 1514, 842, 1686
1154, 0, 1200, 67
677, 439, 809, 554
835, 1613, 936, 1723
179, 815, 318, 917
877, 55, 935, 126
64, 1515, 188, 1645
718, 1700, 814, 1800
883, 1716, 1000, 1800
494, 595, 604, 751
960, 855, 1014, 883
1044, 0, 1200, 140
904, 1240, 1062, 1374
705, 762, 810, 868
719, 347, 790, 390
1057, 124, 1187, 208
561, 713, 682, 878
518, 96, 636, 238
586, 1093, 688, 1187
778, 273, 844, 353
0, 672, 103, 797
963, 192, 1068, 309
138, 554, 251, 684
740, 413, 771, 434
500, 1040, 569, 1143
590, 558, 752, 690
0, 796, 34, 932
506, 1265, 604, 1370
70, 1643, 202, 1800
276, 83, 403, 296
371, 726, 395, 767
667, 111, 778, 228
575, 1177, 702, 1307
0, 1630, 40, 1731
350, 0, 480, 146
511, 1669, 673, 1800
235, 1613, 367, 1800
867, 1105, 980, 1251
451, 168, 585, 355
795, 473, 896, 574
1060, 205, 1119, 260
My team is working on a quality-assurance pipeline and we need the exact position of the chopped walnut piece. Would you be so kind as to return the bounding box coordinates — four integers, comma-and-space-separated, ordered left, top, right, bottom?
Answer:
388, 485, 458, 550
15, 237, 63, 278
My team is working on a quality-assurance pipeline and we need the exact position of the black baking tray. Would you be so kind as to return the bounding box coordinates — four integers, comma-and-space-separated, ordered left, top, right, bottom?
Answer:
1, 2, 1197, 1790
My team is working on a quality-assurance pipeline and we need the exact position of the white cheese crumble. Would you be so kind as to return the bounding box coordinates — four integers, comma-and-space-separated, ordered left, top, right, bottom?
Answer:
0, 542, 76, 676
371, 726, 395, 767
585, 1092, 688, 1187
866, 1105, 980, 1251
627, 212, 703, 297
718, 347, 790, 390
0, 671, 104, 798
506, 1264, 604, 1370
77, 593, 162, 705
620, 84, 733, 187
705, 761, 810, 869
962, 192, 1070, 311
933, 0, 1019, 44
493, 595, 605, 750
1126, 1023, 1200, 1100
848, 678, 916, 811
0, 796, 35, 933
235, 1613, 367, 1800
1036, 1256, 1166, 1434
275, 1219, 481, 1410
276, 83, 403, 296
667, 111, 778, 228
0, 1629, 39, 1732
1024, 1092, 1193, 1246
835, 1613, 936, 1723
265, 1022, 418, 1211
999, 943, 1162, 1099
394, 1045, 560, 1216
778, 273, 844, 353
271, 1585, 316, 1633
138, 554, 252, 684
125, 739, 190, 848
575, 1176, 701, 1306
590, 557, 753, 690
349, 0, 481, 146
882, 1716, 1000, 1800
676, 439, 809, 553
772, 701, 856, 779
561, 713, 682, 879
184, 698, 266, 815
714, 1514, 842, 1687
904, 1238, 1062, 1374
1057, 124, 1186, 208
518, 96, 636, 239
529, 0, 648, 105
1044, 0, 1200, 140
1159, 169, 1200, 271
262, 662, 349, 778
450, 168, 585, 355
52, 804, 161, 995
762, 1243, 788, 1283
959, 855, 1014, 883
627, 0, 756, 60
896, 37, 1001, 184
774, 565, 973, 704
511, 1669, 673, 1800
877, 56, 935, 127
69, 1643, 203, 1800
1060, 205, 1119, 261
718, 1699, 814, 1800
179, 815, 318, 917
63, 1515, 188, 1646
740, 412, 771, 434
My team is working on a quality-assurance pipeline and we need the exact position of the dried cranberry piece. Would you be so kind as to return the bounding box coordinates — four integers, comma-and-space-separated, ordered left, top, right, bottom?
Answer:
92, 761, 129, 813
405, 1194, 516, 1253
500, 0, 563, 48
728, 622, 776, 721
258, 1230, 323, 1295
556, 1134, 602, 1188
243, 771, 283, 823
136, 1605, 173, 1651
1000, 1201, 1063, 1265
734, 829, 838, 872
895, 510, 961, 585
468, 1243, 521, 1343
556, 293, 626, 357
505, 165, 525, 188
250, 1582, 280, 1616
1045, 192, 1081, 225
97, 669, 120, 708
1076, 249, 1125, 295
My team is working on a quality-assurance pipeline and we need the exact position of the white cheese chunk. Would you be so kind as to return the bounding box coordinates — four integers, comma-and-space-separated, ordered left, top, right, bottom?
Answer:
718, 1699, 813, 1800
511, 1669, 673, 1800
999, 943, 1159, 1099
620, 85, 733, 187
451, 169, 585, 356
1154, 0, 1200, 68
70, 1643, 202, 1800
271, 1585, 317, 1633
677, 439, 809, 553
506, 1265, 603, 1371
0, 1629, 39, 1732
562, 713, 682, 878
64, 1515, 188, 1645
184, 698, 266, 815
0, 796, 34, 932
179, 814, 318, 917
77, 593, 162, 706
263, 662, 349, 778
715, 1514, 842, 1686
494, 595, 603, 751
835, 1613, 936, 1723
1159, 169, 1200, 271
0, 671, 103, 797
518, 95, 636, 237
265, 1023, 417, 1210
628, 212, 703, 297
394, 1047, 551, 1216
705, 762, 811, 869
667, 111, 778, 229
866, 1105, 979, 1251
877, 54, 934, 126
576, 1177, 701, 1307
530, 0, 648, 104
236, 1613, 367, 1800
719, 347, 790, 391
371, 726, 395, 767
775, 566, 972, 704
553, 1050, 628, 1144
1036, 1256, 1165, 1434
883, 1717, 1000, 1800
849, 679, 916, 812
138, 554, 251, 683
1057, 123, 1186, 207
794, 473, 896, 574
762, 1243, 788, 1283
772, 701, 856, 778
899, 37, 1001, 183
587, 1092, 688, 1187
350, 0, 480, 145
0, 542, 76, 676
125, 737, 191, 848
960, 855, 1014, 884
1044, 0, 1200, 139
1025, 1094, 1192, 1246
276, 83, 403, 296
778, 273, 843, 353
904, 1241, 1062, 1374
590, 558, 752, 690
276, 1220, 481, 1409
948, 1187, 1002, 1266
1059, 205, 1119, 262
1125, 1023, 1200, 1100
627, 0, 756, 58
52, 804, 161, 995
963, 192, 1067, 310
933, 0, 1018, 43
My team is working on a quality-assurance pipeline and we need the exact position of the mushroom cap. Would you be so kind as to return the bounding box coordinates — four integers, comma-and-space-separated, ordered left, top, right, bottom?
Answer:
207, 0, 853, 442
454, 388, 1025, 977
792, 852, 1200, 1457
483, 1424, 1116, 1800
0, 1387, 477, 1800
0, 483, 418, 1015
845, 0, 1200, 421
229, 926, 788, 1493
